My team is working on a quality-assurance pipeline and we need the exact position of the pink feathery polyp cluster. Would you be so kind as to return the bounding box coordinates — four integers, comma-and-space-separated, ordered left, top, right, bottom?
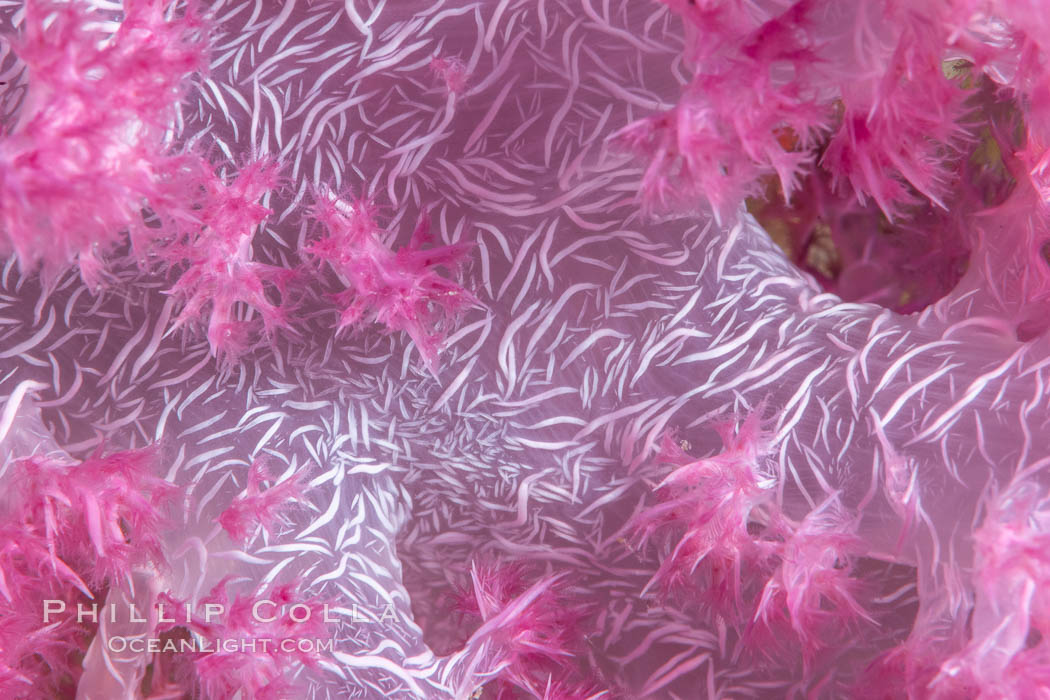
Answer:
0, 0, 474, 371
11, 447, 175, 590
635, 408, 870, 660
927, 476, 1050, 696
163, 157, 294, 362
308, 192, 476, 373
0, 447, 174, 696
622, 0, 978, 220
0, 0, 207, 288
617, 0, 1050, 317
452, 561, 600, 698
752, 494, 871, 659
614, 1, 829, 220
633, 412, 779, 610
217, 460, 306, 545
0, 436, 329, 697
148, 581, 333, 700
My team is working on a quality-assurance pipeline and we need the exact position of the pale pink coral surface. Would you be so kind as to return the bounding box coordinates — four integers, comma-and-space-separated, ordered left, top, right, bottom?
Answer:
4, 0, 1050, 699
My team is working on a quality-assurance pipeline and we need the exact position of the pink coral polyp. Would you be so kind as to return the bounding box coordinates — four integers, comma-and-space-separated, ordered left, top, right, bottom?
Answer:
308, 192, 475, 373
634, 408, 779, 612
164, 157, 293, 361
0, 0, 207, 287
149, 580, 333, 700
454, 561, 593, 698
0, 447, 174, 695
218, 460, 305, 544
753, 495, 871, 657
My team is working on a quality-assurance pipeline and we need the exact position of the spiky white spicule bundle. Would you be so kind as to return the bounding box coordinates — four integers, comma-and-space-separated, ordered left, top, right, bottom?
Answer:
2, 0, 1050, 698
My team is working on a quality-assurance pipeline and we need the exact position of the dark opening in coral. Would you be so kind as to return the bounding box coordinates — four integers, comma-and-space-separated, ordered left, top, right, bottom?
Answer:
748, 70, 1023, 315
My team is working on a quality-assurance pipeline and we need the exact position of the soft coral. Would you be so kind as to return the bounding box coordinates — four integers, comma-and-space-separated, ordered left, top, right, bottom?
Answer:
0, 0, 208, 288
452, 561, 599, 699
162, 157, 294, 362
751, 493, 872, 661
632, 407, 782, 617
0, 446, 175, 695
306, 191, 475, 374
217, 459, 305, 545
822, 3, 969, 220
930, 477, 1050, 696
615, 2, 831, 222
149, 579, 333, 700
